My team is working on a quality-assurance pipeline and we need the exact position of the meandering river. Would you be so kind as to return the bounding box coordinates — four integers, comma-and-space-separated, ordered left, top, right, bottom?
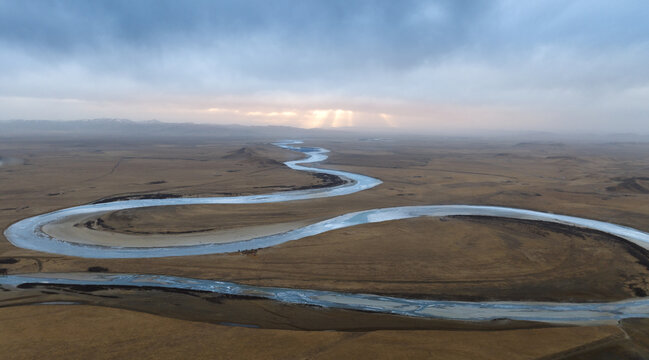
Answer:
4, 140, 649, 323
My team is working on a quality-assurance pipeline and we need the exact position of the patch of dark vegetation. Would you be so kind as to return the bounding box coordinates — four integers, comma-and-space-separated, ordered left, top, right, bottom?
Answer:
295, 172, 346, 190
126, 228, 216, 235
632, 287, 648, 297
314, 172, 344, 184
254, 172, 347, 191
0, 258, 18, 264
81, 217, 116, 231
607, 177, 649, 194
92, 193, 182, 204
237, 249, 258, 256
87, 266, 109, 273
128, 229, 215, 235
0, 268, 7, 275
147, 180, 167, 184
47, 192, 61, 196
17, 283, 110, 292
91, 220, 218, 235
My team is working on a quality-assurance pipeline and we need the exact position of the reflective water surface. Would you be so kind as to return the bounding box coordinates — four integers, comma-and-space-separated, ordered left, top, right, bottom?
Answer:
4, 141, 649, 323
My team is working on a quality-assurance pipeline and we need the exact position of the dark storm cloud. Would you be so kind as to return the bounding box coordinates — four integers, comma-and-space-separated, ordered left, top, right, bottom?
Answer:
0, 0, 490, 70
0, 0, 648, 131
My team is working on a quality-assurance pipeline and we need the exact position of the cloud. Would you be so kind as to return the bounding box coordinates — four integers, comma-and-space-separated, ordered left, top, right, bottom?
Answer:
0, 0, 648, 132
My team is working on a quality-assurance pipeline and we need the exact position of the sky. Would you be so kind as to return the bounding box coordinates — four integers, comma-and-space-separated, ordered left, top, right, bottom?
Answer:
1, 0, 648, 133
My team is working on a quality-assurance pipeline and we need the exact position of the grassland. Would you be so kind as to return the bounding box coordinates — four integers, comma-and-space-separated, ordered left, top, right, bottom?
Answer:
2, 134, 649, 358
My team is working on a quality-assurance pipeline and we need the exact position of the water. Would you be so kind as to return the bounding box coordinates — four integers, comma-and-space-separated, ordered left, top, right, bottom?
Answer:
3, 140, 649, 323
3, 272, 649, 323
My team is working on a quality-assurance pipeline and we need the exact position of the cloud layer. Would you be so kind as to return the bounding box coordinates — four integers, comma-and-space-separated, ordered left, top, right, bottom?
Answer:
1, 0, 648, 132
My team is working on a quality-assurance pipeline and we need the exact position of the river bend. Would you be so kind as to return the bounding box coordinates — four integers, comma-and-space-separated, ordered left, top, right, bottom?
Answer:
4, 141, 649, 323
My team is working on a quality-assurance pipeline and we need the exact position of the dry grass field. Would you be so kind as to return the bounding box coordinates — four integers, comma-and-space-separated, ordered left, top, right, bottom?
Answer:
2, 135, 649, 358
1, 304, 639, 360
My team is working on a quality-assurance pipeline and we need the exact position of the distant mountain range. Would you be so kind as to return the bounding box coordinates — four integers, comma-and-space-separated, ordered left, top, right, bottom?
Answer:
0, 119, 351, 139
2, 119, 647, 142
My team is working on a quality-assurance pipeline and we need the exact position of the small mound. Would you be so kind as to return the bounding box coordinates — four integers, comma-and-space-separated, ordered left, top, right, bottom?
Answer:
222, 147, 283, 167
